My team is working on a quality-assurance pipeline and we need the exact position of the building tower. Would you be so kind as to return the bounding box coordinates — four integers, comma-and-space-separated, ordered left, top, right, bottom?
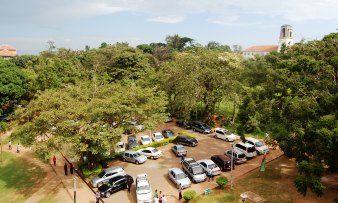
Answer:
278, 24, 294, 52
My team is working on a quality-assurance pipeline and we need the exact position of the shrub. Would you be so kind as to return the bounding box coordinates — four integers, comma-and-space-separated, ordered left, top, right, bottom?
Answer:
81, 164, 102, 178
177, 131, 197, 139
183, 190, 197, 201
216, 176, 228, 188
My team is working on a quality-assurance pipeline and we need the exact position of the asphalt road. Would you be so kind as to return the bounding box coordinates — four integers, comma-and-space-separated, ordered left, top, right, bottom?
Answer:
96, 124, 283, 203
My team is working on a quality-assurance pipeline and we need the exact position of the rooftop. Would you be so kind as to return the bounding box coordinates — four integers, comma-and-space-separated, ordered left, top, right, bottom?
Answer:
243, 45, 278, 52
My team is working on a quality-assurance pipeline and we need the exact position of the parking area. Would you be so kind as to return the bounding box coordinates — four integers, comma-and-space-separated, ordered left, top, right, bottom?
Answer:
98, 123, 283, 203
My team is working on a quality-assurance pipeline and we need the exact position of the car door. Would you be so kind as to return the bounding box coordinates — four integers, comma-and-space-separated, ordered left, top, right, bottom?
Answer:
143, 149, 151, 157
200, 162, 207, 172
104, 172, 116, 183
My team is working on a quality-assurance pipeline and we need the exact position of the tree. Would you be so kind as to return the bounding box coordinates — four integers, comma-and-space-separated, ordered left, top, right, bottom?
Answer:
136, 44, 153, 54
165, 34, 194, 51
100, 42, 108, 48
232, 44, 242, 53
206, 41, 232, 52
12, 83, 168, 162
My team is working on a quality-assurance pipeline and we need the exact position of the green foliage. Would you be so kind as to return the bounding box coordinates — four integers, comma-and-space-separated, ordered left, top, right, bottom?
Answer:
177, 131, 197, 139
80, 164, 102, 178
183, 190, 197, 201
216, 176, 228, 188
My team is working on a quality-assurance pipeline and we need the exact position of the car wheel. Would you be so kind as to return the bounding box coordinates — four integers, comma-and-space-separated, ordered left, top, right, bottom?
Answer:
97, 182, 103, 187
150, 156, 154, 160
105, 192, 110, 198
135, 161, 139, 164
122, 157, 127, 162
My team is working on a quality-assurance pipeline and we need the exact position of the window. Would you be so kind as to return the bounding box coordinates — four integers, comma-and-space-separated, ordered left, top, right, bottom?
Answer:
290, 31, 292, 38
282, 28, 286, 37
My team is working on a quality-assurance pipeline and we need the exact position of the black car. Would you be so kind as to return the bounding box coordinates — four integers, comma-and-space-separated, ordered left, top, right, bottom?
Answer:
211, 155, 234, 171
98, 175, 134, 198
191, 121, 212, 134
127, 135, 138, 149
176, 120, 193, 129
162, 129, 175, 138
173, 135, 198, 147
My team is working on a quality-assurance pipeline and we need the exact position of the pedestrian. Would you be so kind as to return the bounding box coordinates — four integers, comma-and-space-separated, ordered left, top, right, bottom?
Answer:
8, 141, 12, 150
16, 144, 21, 153
181, 155, 185, 162
178, 184, 182, 200
127, 177, 131, 193
153, 196, 159, 203
162, 194, 167, 203
95, 190, 100, 203
64, 163, 68, 176
53, 156, 56, 166
159, 191, 163, 203
154, 189, 159, 198
70, 163, 74, 174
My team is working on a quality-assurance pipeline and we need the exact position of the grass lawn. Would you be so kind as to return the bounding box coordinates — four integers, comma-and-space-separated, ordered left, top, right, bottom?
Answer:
192, 156, 337, 203
0, 152, 47, 203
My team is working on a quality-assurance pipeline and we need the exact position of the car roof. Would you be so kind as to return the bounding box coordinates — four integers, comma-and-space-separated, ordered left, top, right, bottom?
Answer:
214, 128, 229, 132
143, 147, 156, 150
153, 132, 162, 135
125, 150, 139, 154
245, 137, 259, 142
104, 166, 123, 172
169, 167, 184, 174
174, 144, 184, 148
237, 142, 254, 147
141, 135, 150, 138
198, 159, 215, 165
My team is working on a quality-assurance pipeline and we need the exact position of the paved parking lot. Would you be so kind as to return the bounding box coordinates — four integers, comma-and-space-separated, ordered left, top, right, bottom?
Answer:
98, 123, 283, 203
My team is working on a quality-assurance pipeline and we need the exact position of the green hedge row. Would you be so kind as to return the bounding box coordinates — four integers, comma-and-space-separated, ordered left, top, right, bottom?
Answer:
81, 164, 102, 177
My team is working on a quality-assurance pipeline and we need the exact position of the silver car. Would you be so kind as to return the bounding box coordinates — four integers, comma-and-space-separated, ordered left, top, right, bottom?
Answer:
171, 144, 187, 157
90, 166, 126, 187
137, 147, 162, 159
168, 168, 191, 189
122, 150, 147, 164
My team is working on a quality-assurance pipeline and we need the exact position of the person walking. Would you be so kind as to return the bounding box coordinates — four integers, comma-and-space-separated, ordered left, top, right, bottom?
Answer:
181, 155, 185, 163
161, 194, 167, 203
70, 163, 74, 174
53, 156, 56, 166
207, 170, 213, 182
16, 144, 21, 153
64, 163, 68, 176
178, 185, 182, 200
95, 190, 100, 203
154, 189, 159, 199
8, 141, 12, 150
127, 177, 131, 193
159, 191, 163, 203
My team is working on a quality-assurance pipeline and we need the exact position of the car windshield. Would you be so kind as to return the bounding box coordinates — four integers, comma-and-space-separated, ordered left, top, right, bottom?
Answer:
166, 131, 174, 136
192, 167, 204, 175
177, 146, 185, 151
155, 134, 163, 139
98, 171, 106, 178
208, 164, 218, 169
176, 173, 186, 180
143, 137, 150, 141
255, 141, 264, 147
137, 185, 151, 194
151, 149, 159, 153
238, 153, 246, 158
133, 153, 141, 157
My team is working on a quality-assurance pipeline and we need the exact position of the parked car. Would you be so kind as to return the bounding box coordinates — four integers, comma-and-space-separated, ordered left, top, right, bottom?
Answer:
98, 175, 134, 198
171, 144, 187, 157
181, 158, 207, 183
176, 120, 193, 129
210, 155, 234, 171
122, 150, 147, 164
136, 174, 152, 203
245, 137, 269, 155
224, 149, 247, 164
127, 135, 139, 149
197, 159, 222, 176
140, 135, 152, 145
214, 128, 239, 142
115, 141, 126, 153
152, 132, 164, 142
127, 121, 145, 131
173, 135, 198, 147
162, 129, 175, 138
137, 147, 162, 159
90, 166, 126, 187
191, 121, 212, 134
168, 168, 191, 189
233, 142, 257, 158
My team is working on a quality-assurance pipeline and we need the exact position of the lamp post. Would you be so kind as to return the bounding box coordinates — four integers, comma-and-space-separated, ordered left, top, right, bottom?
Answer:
230, 144, 234, 189
73, 176, 77, 203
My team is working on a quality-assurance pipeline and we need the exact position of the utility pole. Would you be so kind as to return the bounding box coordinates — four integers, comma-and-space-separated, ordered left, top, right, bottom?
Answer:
230, 145, 234, 189
74, 176, 77, 203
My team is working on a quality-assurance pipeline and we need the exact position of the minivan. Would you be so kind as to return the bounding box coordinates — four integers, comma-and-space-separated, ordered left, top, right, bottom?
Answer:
233, 142, 257, 158
245, 137, 269, 155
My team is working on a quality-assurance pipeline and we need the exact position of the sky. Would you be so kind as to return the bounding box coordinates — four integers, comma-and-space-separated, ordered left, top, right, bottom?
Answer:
1, 0, 337, 55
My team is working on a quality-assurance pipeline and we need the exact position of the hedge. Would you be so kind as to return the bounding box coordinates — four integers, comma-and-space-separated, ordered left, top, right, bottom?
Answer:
183, 190, 197, 201
216, 176, 228, 188
81, 164, 102, 177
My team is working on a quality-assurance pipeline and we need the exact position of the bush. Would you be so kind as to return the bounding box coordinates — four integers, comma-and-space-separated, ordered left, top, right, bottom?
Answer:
216, 176, 228, 188
183, 190, 197, 201
177, 131, 197, 139
81, 164, 102, 178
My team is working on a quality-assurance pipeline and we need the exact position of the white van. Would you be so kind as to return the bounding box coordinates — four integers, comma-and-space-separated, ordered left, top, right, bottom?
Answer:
245, 137, 269, 155
233, 142, 257, 158
214, 128, 239, 142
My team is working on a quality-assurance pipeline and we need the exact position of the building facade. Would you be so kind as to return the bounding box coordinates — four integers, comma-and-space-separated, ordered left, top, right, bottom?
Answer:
0, 44, 17, 59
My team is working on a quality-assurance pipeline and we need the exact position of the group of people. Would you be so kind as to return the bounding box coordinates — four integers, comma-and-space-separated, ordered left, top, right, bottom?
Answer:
8, 141, 20, 153
52, 155, 74, 176
153, 189, 167, 203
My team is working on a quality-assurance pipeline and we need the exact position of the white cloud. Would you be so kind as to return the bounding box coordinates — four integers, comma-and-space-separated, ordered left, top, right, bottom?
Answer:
147, 16, 185, 23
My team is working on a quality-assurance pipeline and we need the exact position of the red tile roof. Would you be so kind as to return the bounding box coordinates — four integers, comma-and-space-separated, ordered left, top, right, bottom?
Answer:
243, 45, 278, 52
0, 44, 16, 51
0, 44, 17, 57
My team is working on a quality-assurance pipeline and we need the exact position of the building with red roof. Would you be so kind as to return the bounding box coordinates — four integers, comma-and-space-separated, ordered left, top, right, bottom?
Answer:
0, 44, 17, 59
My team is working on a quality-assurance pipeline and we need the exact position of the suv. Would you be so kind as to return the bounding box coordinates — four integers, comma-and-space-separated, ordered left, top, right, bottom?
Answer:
98, 175, 134, 198
90, 166, 126, 187
214, 128, 239, 142
224, 149, 247, 164
173, 135, 198, 147
233, 142, 257, 158
122, 150, 147, 164
191, 121, 212, 134
136, 174, 152, 203
245, 137, 269, 155
181, 158, 206, 183
210, 155, 234, 171
127, 135, 138, 149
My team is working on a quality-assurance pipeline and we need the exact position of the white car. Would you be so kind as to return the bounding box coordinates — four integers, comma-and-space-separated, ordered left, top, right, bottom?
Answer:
245, 137, 269, 155
197, 159, 221, 176
214, 128, 239, 142
168, 168, 191, 189
152, 132, 164, 142
137, 147, 162, 159
136, 174, 152, 203
115, 142, 126, 153
140, 135, 152, 145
